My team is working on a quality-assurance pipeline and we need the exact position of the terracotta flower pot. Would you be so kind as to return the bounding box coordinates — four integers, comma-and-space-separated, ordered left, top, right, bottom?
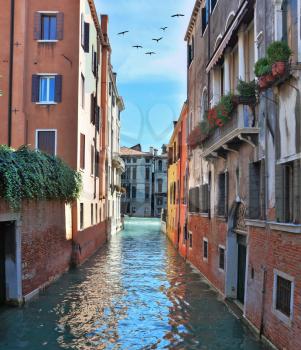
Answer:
265, 73, 275, 84
259, 76, 268, 89
272, 61, 286, 77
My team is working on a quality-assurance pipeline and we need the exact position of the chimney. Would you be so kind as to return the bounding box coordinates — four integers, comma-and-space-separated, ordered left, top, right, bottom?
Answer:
173, 121, 177, 128
161, 144, 167, 154
154, 149, 158, 156
149, 147, 154, 155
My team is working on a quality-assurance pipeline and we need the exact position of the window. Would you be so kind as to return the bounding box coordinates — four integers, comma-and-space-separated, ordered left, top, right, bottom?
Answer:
145, 185, 150, 200
32, 75, 62, 104
41, 14, 57, 40
132, 167, 137, 180
36, 130, 56, 155
158, 179, 163, 193
276, 160, 301, 224
146, 167, 150, 180
200, 184, 209, 214
126, 167, 131, 179
95, 204, 98, 223
91, 203, 94, 225
34, 12, 64, 41
217, 173, 227, 216
91, 145, 95, 175
132, 206, 136, 214
249, 161, 265, 220
133, 158, 137, 163
80, 203, 84, 229
81, 15, 90, 52
189, 187, 200, 213
158, 160, 162, 171
95, 151, 99, 177
132, 186, 136, 199
203, 238, 208, 260
157, 197, 163, 206
273, 270, 294, 322
219, 246, 225, 270
189, 231, 193, 248
81, 74, 85, 109
92, 45, 97, 76
201, 88, 208, 121
146, 158, 150, 163
80, 133, 85, 170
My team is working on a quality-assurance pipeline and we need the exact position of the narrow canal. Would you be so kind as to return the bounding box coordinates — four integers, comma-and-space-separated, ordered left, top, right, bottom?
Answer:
0, 218, 268, 350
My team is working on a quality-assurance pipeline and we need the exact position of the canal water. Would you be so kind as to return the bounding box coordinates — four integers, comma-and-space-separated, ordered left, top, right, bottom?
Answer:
0, 218, 268, 350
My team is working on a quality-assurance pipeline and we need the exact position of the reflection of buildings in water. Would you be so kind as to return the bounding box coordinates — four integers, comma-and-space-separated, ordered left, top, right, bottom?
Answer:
164, 241, 191, 346
55, 236, 126, 349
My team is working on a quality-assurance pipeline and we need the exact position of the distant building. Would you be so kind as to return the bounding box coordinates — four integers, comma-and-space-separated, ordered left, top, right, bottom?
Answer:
120, 144, 167, 217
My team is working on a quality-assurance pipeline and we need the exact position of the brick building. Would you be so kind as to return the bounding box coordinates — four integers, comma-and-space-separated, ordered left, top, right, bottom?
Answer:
0, 0, 123, 302
167, 1, 301, 349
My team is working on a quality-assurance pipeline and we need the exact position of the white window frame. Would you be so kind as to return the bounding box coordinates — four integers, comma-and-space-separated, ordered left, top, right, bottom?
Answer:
272, 269, 295, 325
38, 11, 59, 43
203, 237, 208, 261
218, 244, 225, 272
37, 74, 57, 104
35, 129, 57, 156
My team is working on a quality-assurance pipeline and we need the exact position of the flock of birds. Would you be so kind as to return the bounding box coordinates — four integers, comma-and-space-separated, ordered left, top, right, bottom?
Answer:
117, 13, 185, 56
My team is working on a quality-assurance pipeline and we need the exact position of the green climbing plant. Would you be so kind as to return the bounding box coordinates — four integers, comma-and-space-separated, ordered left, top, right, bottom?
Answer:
0, 145, 82, 210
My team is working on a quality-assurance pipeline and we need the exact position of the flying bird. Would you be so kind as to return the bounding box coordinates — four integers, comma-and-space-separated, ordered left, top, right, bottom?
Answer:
160, 27, 168, 31
117, 30, 129, 35
145, 52, 156, 56
152, 37, 163, 43
171, 14, 185, 18
133, 45, 143, 49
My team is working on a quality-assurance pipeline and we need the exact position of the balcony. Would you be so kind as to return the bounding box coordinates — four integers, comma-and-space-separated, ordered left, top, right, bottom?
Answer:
112, 153, 125, 172
202, 104, 259, 159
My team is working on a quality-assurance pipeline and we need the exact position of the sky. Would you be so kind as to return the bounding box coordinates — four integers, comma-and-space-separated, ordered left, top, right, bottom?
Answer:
95, 0, 196, 152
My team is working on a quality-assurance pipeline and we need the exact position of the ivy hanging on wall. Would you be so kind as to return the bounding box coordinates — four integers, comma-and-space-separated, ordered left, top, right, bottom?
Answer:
0, 145, 82, 210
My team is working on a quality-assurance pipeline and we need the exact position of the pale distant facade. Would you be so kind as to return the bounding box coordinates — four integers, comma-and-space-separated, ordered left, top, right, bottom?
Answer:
120, 145, 167, 217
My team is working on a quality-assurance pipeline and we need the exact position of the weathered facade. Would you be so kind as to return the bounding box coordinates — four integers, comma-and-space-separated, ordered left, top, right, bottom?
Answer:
167, 103, 188, 252
0, 0, 123, 302
178, 0, 301, 349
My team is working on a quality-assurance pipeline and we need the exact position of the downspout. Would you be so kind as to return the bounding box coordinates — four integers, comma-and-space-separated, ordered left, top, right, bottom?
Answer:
8, 0, 15, 147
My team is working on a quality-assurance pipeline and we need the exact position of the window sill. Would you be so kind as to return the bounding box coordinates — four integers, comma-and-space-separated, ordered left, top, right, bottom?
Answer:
245, 219, 266, 228
272, 308, 292, 327
36, 102, 57, 105
37, 40, 58, 43
268, 222, 301, 234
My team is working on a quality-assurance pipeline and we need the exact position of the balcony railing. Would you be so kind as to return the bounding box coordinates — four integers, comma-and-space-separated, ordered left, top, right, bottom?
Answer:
202, 104, 259, 158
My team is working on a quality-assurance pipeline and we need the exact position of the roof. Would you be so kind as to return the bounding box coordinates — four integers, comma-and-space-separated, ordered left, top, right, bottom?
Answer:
185, 0, 203, 41
120, 147, 151, 157
88, 0, 105, 44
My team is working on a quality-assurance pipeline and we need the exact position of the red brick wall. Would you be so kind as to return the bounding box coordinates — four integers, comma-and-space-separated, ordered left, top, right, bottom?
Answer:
246, 226, 301, 350
72, 220, 107, 265
187, 215, 226, 294
20, 200, 72, 296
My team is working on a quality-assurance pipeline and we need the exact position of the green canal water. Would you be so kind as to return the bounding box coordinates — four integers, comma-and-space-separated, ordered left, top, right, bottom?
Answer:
0, 218, 269, 349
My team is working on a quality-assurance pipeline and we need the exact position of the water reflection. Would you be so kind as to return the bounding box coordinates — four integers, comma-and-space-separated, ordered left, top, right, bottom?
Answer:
0, 218, 268, 349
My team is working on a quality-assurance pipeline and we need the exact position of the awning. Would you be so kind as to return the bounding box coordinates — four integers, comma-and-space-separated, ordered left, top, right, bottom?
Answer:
206, 1, 248, 73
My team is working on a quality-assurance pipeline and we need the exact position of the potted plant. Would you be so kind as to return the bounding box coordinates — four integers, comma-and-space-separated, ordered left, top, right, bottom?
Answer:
236, 79, 257, 104
267, 41, 292, 77
254, 58, 273, 89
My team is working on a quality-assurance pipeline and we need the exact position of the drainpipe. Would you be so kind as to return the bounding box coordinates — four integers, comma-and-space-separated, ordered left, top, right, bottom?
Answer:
259, 267, 267, 337
8, 0, 15, 147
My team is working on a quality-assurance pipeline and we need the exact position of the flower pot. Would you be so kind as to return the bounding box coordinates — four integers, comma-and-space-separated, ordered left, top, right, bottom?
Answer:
258, 76, 268, 89
265, 73, 275, 84
272, 61, 286, 77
